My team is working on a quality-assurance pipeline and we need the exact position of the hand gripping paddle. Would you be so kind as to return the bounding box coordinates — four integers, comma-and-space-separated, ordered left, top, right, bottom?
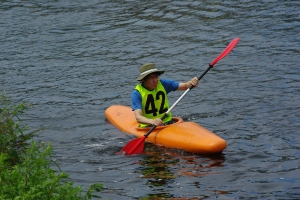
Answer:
119, 38, 240, 155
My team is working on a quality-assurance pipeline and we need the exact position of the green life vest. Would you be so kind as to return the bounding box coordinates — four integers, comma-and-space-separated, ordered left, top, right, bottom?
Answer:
135, 81, 172, 128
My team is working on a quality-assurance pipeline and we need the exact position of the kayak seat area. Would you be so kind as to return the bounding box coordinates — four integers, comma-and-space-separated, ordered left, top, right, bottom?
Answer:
136, 117, 183, 130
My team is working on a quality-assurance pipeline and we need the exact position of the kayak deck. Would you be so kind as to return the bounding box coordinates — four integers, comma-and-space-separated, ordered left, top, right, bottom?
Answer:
105, 105, 226, 154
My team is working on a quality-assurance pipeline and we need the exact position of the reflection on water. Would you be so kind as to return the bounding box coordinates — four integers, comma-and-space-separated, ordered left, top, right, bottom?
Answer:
135, 144, 226, 199
139, 147, 179, 183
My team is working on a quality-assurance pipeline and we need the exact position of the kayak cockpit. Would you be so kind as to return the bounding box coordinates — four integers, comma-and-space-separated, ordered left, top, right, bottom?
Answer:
135, 117, 183, 131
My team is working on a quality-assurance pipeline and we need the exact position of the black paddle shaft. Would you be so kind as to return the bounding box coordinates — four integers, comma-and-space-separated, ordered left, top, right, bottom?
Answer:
189, 64, 214, 90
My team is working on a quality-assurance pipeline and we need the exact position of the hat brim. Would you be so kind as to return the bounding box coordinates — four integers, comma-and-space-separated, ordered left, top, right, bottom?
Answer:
136, 70, 164, 81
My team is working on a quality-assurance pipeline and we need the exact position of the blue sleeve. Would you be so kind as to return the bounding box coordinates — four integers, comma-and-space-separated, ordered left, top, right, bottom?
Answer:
160, 79, 179, 93
131, 90, 142, 111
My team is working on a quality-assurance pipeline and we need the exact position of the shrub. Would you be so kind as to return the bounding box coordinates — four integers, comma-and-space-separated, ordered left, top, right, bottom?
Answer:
0, 94, 37, 165
0, 94, 103, 199
0, 142, 103, 199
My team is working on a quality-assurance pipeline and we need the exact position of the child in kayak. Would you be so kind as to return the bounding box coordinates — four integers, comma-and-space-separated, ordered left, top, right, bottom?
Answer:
131, 63, 199, 128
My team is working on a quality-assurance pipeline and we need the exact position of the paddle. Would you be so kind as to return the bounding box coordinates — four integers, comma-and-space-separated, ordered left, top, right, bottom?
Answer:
119, 38, 240, 155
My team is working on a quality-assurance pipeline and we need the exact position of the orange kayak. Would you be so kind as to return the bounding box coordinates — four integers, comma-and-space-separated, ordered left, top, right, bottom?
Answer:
105, 105, 226, 154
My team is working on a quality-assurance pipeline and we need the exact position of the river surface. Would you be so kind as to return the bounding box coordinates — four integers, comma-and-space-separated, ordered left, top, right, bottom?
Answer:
1, 0, 300, 199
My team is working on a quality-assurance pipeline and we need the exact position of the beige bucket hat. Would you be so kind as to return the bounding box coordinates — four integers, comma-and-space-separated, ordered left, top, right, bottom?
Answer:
136, 63, 165, 81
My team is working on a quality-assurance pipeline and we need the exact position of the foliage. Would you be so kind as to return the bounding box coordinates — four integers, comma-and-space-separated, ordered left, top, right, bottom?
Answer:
0, 94, 104, 199
0, 142, 103, 199
0, 94, 37, 165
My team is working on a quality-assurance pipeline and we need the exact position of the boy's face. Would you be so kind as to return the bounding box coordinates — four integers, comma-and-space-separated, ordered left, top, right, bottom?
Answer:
143, 73, 159, 90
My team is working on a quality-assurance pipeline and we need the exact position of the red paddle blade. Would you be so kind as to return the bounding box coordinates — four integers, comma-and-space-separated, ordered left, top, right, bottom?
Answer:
210, 38, 240, 67
118, 136, 146, 155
